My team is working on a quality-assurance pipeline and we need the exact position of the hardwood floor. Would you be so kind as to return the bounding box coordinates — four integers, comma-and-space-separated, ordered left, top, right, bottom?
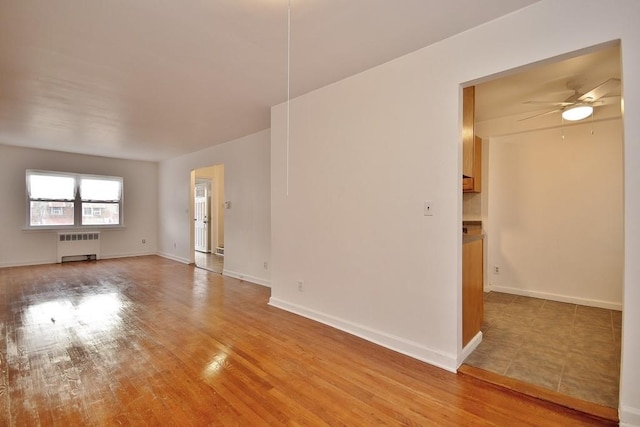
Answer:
0, 256, 614, 426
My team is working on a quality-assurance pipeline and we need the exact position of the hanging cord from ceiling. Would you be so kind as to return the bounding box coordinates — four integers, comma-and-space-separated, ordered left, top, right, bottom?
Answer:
286, 0, 291, 196
561, 110, 596, 141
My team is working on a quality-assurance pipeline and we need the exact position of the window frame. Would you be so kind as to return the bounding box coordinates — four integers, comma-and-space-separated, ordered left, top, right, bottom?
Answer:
25, 169, 124, 230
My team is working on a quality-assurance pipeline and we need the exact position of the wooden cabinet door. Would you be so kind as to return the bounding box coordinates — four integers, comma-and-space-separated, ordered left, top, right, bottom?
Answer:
462, 238, 483, 346
462, 86, 481, 192
462, 86, 475, 178
462, 136, 482, 193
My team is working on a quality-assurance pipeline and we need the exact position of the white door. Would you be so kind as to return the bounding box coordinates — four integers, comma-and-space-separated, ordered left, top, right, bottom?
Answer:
194, 183, 210, 253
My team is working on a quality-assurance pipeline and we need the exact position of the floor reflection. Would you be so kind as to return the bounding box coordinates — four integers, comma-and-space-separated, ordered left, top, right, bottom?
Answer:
203, 351, 231, 379
25, 292, 123, 336
194, 251, 223, 274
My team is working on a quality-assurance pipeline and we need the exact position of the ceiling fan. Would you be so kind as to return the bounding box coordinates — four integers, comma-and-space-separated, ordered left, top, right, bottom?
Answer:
519, 78, 621, 122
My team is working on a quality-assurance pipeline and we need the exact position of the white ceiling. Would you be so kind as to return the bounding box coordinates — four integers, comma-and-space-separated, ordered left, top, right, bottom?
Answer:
0, 0, 541, 161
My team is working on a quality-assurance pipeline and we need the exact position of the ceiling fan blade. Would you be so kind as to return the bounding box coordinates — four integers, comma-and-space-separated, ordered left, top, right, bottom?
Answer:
518, 109, 561, 122
578, 78, 621, 102
523, 100, 574, 106
593, 95, 622, 106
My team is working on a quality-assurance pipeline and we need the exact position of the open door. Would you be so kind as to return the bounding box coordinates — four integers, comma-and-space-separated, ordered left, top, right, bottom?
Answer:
194, 181, 210, 253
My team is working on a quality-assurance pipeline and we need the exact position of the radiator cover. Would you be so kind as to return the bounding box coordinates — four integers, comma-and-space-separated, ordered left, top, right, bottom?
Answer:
57, 232, 101, 263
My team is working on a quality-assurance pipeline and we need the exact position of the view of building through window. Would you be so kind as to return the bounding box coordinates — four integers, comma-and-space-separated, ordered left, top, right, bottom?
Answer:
30, 201, 75, 226
82, 203, 119, 225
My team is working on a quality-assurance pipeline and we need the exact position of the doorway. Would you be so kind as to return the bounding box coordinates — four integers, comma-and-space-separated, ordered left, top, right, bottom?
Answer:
195, 179, 211, 253
461, 43, 624, 413
192, 164, 225, 274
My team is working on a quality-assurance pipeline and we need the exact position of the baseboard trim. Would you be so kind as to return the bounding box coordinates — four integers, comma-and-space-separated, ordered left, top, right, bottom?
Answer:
101, 251, 157, 260
489, 286, 622, 311
0, 252, 160, 268
223, 269, 271, 288
268, 297, 457, 373
459, 331, 483, 368
156, 252, 190, 264
0, 258, 56, 268
620, 404, 640, 426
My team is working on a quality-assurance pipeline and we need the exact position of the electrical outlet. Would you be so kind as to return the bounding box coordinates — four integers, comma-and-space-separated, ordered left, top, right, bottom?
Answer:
263, 261, 268, 269
142, 239, 146, 244
297, 280, 304, 292
424, 200, 434, 216
494, 266, 500, 274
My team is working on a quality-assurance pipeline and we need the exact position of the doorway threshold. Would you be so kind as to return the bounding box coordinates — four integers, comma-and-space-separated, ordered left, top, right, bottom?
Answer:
194, 251, 223, 274
195, 264, 221, 274
458, 364, 618, 425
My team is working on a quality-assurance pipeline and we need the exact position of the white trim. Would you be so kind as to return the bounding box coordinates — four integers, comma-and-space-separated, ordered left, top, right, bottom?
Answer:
268, 297, 457, 373
489, 285, 622, 311
620, 405, 640, 427
101, 251, 157, 260
458, 331, 483, 368
0, 251, 159, 268
22, 226, 127, 232
0, 258, 56, 268
223, 269, 271, 288
156, 252, 190, 264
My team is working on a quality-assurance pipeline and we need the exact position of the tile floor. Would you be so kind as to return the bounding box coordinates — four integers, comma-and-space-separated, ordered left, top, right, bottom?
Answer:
194, 251, 224, 274
464, 292, 621, 408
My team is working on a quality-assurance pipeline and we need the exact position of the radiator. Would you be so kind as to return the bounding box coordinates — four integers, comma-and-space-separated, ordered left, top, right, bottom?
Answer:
57, 232, 101, 263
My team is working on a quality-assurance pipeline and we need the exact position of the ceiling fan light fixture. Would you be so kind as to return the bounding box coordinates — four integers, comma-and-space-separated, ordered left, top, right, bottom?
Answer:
562, 105, 593, 121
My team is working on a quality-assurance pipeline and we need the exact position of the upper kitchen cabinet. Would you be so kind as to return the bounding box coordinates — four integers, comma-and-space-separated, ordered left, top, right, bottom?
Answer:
462, 86, 481, 193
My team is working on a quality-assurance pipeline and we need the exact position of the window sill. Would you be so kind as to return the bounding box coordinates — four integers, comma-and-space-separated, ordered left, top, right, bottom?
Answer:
22, 225, 126, 232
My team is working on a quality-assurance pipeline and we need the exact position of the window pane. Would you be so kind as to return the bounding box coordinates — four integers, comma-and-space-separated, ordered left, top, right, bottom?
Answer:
28, 174, 76, 200
30, 201, 74, 226
82, 203, 119, 225
80, 178, 121, 202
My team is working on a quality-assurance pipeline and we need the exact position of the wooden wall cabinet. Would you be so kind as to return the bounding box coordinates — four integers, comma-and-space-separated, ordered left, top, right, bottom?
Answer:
463, 136, 482, 192
462, 236, 483, 346
462, 86, 481, 193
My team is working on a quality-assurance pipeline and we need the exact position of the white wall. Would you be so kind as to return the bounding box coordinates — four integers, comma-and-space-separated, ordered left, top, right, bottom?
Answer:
486, 119, 623, 309
158, 130, 270, 287
270, 1, 640, 422
271, 57, 460, 370
0, 144, 158, 267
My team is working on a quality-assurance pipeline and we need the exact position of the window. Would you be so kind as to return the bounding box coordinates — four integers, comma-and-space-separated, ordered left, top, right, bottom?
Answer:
50, 207, 64, 216
83, 207, 104, 217
80, 176, 121, 225
26, 170, 123, 228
